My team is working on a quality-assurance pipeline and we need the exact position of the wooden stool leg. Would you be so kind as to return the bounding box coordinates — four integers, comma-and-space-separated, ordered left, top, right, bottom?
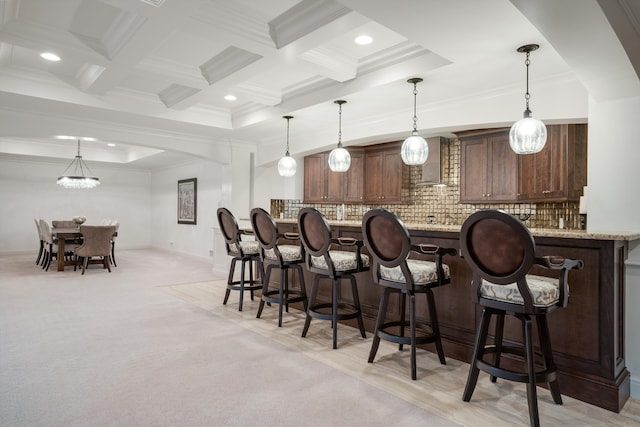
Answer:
302, 275, 321, 338
491, 313, 505, 382
398, 291, 407, 351
463, 307, 492, 401
349, 275, 366, 338
238, 258, 247, 311
409, 291, 417, 380
369, 287, 391, 363
224, 258, 236, 305
426, 288, 446, 365
537, 314, 562, 404
522, 314, 540, 427
332, 277, 339, 349
278, 267, 285, 327
256, 264, 273, 319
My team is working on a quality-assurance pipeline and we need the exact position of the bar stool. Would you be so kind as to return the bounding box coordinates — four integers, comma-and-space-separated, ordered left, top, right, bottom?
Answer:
217, 208, 263, 311
460, 209, 583, 427
297, 208, 369, 349
250, 207, 307, 327
361, 208, 456, 380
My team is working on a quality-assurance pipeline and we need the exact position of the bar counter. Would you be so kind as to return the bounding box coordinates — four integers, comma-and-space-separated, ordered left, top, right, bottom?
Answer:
274, 218, 638, 412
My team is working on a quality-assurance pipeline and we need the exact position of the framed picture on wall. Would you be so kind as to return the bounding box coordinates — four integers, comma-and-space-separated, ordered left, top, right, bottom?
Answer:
177, 178, 197, 225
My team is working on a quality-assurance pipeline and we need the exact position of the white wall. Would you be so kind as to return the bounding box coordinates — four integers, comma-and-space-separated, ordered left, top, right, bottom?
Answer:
0, 157, 151, 252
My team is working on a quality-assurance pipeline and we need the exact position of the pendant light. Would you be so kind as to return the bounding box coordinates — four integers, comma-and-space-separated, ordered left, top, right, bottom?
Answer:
401, 77, 429, 165
56, 139, 100, 189
328, 100, 350, 172
277, 115, 297, 177
509, 44, 547, 154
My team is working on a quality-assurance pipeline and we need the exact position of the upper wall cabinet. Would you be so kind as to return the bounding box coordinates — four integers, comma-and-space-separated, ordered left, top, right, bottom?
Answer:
303, 148, 365, 203
303, 152, 344, 203
517, 124, 587, 202
459, 129, 518, 203
303, 143, 409, 204
458, 125, 588, 204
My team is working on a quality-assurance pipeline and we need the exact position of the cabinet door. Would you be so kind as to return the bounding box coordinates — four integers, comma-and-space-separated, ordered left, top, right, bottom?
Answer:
364, 151, 384, 202
381, 149, 403, 202
459, 136, 488, 203
518, 124, 587, 202
304, 154, 326, 202
487, 132, 517, 202
344, 149, 364, 202
325, 167, 345, 202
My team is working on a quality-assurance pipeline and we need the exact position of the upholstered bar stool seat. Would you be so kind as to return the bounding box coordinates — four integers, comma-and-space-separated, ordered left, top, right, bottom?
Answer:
217, 208, 264, 311
298, 208, 370, 349
251, 208, 307, 327
460, 209, 583, 427
362, 208, 456, 380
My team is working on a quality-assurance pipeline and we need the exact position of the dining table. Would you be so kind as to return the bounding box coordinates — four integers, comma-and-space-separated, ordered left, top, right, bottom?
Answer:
51, 226, 117, 271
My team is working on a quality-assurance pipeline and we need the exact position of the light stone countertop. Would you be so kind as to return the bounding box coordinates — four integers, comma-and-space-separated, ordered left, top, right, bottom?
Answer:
275, 218, 640, 241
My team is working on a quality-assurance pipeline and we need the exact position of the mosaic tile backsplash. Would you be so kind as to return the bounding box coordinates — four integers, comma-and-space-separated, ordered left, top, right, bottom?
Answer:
271, 138, 583, 230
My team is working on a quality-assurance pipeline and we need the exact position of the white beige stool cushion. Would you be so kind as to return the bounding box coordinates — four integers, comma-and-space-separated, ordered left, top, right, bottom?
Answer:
230, 240, 259, 256
265, 245, 302, 262
311, 250, 370, 271
380, 259, 450, 284
480, 274, 560, 307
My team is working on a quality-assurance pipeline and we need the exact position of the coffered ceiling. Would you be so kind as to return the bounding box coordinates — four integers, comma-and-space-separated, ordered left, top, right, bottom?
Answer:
0, 0, 638, 170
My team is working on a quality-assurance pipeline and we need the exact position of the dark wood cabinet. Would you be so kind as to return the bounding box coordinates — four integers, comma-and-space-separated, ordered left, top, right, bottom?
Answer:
303, 145, 404, 204
518, 124, 587, 202
459, 129, 518, 203
344, 148, 364, 202
303, 152, 344, 203
363, 142, 407, 203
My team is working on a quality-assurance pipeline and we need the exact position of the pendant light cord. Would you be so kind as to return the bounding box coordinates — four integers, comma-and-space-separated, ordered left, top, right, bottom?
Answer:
412, 82, 419, 132
524, 51, 531, 111
285, 117, 291, 156
337, 102, 343, 148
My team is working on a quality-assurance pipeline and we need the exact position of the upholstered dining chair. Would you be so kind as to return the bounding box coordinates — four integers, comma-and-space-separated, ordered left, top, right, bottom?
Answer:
250, 207, 307, 327
217, 208, 263, 311
459, 209, 583, 427
109, 220, 120, 267
39, 219, 79, 271
74, 225, 116, 274
297, 207, 369, 349
361, 208, 456, 380
34, 218, 44, 265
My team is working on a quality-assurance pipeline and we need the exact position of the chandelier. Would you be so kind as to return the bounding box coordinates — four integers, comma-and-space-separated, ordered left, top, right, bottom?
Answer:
401, 77, 429, 165
57, 139, 100, 189
277, 115, 297, 177
328, 100, 351, 172
509, 44, 547, 154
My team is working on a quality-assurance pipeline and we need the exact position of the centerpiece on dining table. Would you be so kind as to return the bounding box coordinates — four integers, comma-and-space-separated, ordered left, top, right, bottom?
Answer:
73, 216, 86, 225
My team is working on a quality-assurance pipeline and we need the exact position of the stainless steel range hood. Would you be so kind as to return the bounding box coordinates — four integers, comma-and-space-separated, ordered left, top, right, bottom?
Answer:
417, 136, 447, 186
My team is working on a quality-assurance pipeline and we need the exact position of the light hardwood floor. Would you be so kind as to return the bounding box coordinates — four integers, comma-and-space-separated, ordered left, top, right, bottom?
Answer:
166, 280, 640, 427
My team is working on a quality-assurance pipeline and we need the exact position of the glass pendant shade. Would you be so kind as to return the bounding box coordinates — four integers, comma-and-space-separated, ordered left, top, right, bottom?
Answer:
277, 115, 297, 177
277, 155, 297, 177
401, 77, 429, 165
57, 140, 100, 189
509, 109, 547, 154
509, 44, 547, 155
401, 131, 429, 165
328, 100, 350, 172
328, 146, 351, 172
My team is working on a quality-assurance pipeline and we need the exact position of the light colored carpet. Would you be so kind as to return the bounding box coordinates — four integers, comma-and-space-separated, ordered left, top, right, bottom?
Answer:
0, 249, 456, 427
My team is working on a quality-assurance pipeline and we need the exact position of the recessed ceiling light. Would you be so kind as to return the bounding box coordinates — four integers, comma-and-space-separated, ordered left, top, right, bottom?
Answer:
354, 35, 373, 45
224, 94, 237, 101
40, 52, 61, 61
107, 143, 116, 147
55, 135, 75, 140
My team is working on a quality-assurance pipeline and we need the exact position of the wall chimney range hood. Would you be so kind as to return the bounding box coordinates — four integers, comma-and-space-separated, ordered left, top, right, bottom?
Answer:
417, 136, 448, 186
